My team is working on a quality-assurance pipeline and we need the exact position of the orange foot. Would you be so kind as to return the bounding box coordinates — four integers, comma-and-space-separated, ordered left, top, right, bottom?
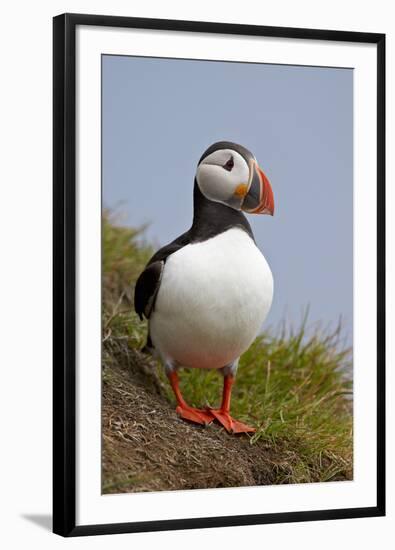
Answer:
208, 409, 256, 434
176, 405, 214, 426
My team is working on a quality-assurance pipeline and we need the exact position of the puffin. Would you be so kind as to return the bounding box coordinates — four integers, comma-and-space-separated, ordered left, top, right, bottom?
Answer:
134, 141, 274, 433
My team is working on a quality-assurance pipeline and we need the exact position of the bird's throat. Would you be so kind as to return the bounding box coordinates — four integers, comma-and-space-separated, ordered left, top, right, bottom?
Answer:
190, 180, 254, 242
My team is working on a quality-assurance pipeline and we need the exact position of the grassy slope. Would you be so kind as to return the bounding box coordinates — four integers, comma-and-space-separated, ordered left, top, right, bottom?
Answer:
102, 213, 353, 492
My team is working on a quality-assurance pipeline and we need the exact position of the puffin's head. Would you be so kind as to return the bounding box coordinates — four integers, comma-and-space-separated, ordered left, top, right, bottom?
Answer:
196, 141, 274, 215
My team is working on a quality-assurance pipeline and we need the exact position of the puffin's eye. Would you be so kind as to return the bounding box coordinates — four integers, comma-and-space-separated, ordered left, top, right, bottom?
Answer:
223, 156, 234, 172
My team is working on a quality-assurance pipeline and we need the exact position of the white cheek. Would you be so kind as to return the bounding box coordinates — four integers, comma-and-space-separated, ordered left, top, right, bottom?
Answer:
196, 162, 250, 204
231, 161, 250, 187
196, 165, 233, 203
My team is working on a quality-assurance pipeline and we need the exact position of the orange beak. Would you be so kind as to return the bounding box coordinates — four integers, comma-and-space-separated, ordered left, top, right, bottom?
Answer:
242, 161, 274, 216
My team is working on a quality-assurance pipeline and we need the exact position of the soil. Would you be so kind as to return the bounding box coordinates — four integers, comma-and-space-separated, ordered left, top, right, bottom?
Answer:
102, 348, 302, 494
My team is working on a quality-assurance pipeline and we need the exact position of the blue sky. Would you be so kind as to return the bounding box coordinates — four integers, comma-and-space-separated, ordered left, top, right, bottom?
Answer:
102, 55, 353, 345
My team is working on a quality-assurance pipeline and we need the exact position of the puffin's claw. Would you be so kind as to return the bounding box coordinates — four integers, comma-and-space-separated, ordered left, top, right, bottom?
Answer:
176, 405, 214, 426
208, 409, 256, 434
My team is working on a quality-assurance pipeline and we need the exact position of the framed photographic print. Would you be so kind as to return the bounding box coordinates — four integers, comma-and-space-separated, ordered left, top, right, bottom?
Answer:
53, 13, 385, 537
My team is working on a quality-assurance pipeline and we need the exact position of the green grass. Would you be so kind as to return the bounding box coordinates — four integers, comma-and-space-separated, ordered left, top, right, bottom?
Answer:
103, 211, 353, 483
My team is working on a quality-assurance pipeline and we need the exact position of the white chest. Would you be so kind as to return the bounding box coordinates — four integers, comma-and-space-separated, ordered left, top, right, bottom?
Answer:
150, 228, 274, 369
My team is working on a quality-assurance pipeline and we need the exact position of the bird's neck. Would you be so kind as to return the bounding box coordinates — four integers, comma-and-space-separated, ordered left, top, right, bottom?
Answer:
190, 180, 254, 242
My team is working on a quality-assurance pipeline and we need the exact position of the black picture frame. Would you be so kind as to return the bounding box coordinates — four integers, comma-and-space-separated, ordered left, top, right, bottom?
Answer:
53, 12, 386, 537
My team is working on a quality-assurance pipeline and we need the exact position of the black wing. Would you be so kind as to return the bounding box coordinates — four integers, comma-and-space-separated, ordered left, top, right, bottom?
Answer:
134, 261, 164, 320
134, 230, 191, 320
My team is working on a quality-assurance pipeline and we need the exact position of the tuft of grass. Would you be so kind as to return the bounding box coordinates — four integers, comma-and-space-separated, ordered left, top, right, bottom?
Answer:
102, 210, 152, 351
102, 212, 353, 484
